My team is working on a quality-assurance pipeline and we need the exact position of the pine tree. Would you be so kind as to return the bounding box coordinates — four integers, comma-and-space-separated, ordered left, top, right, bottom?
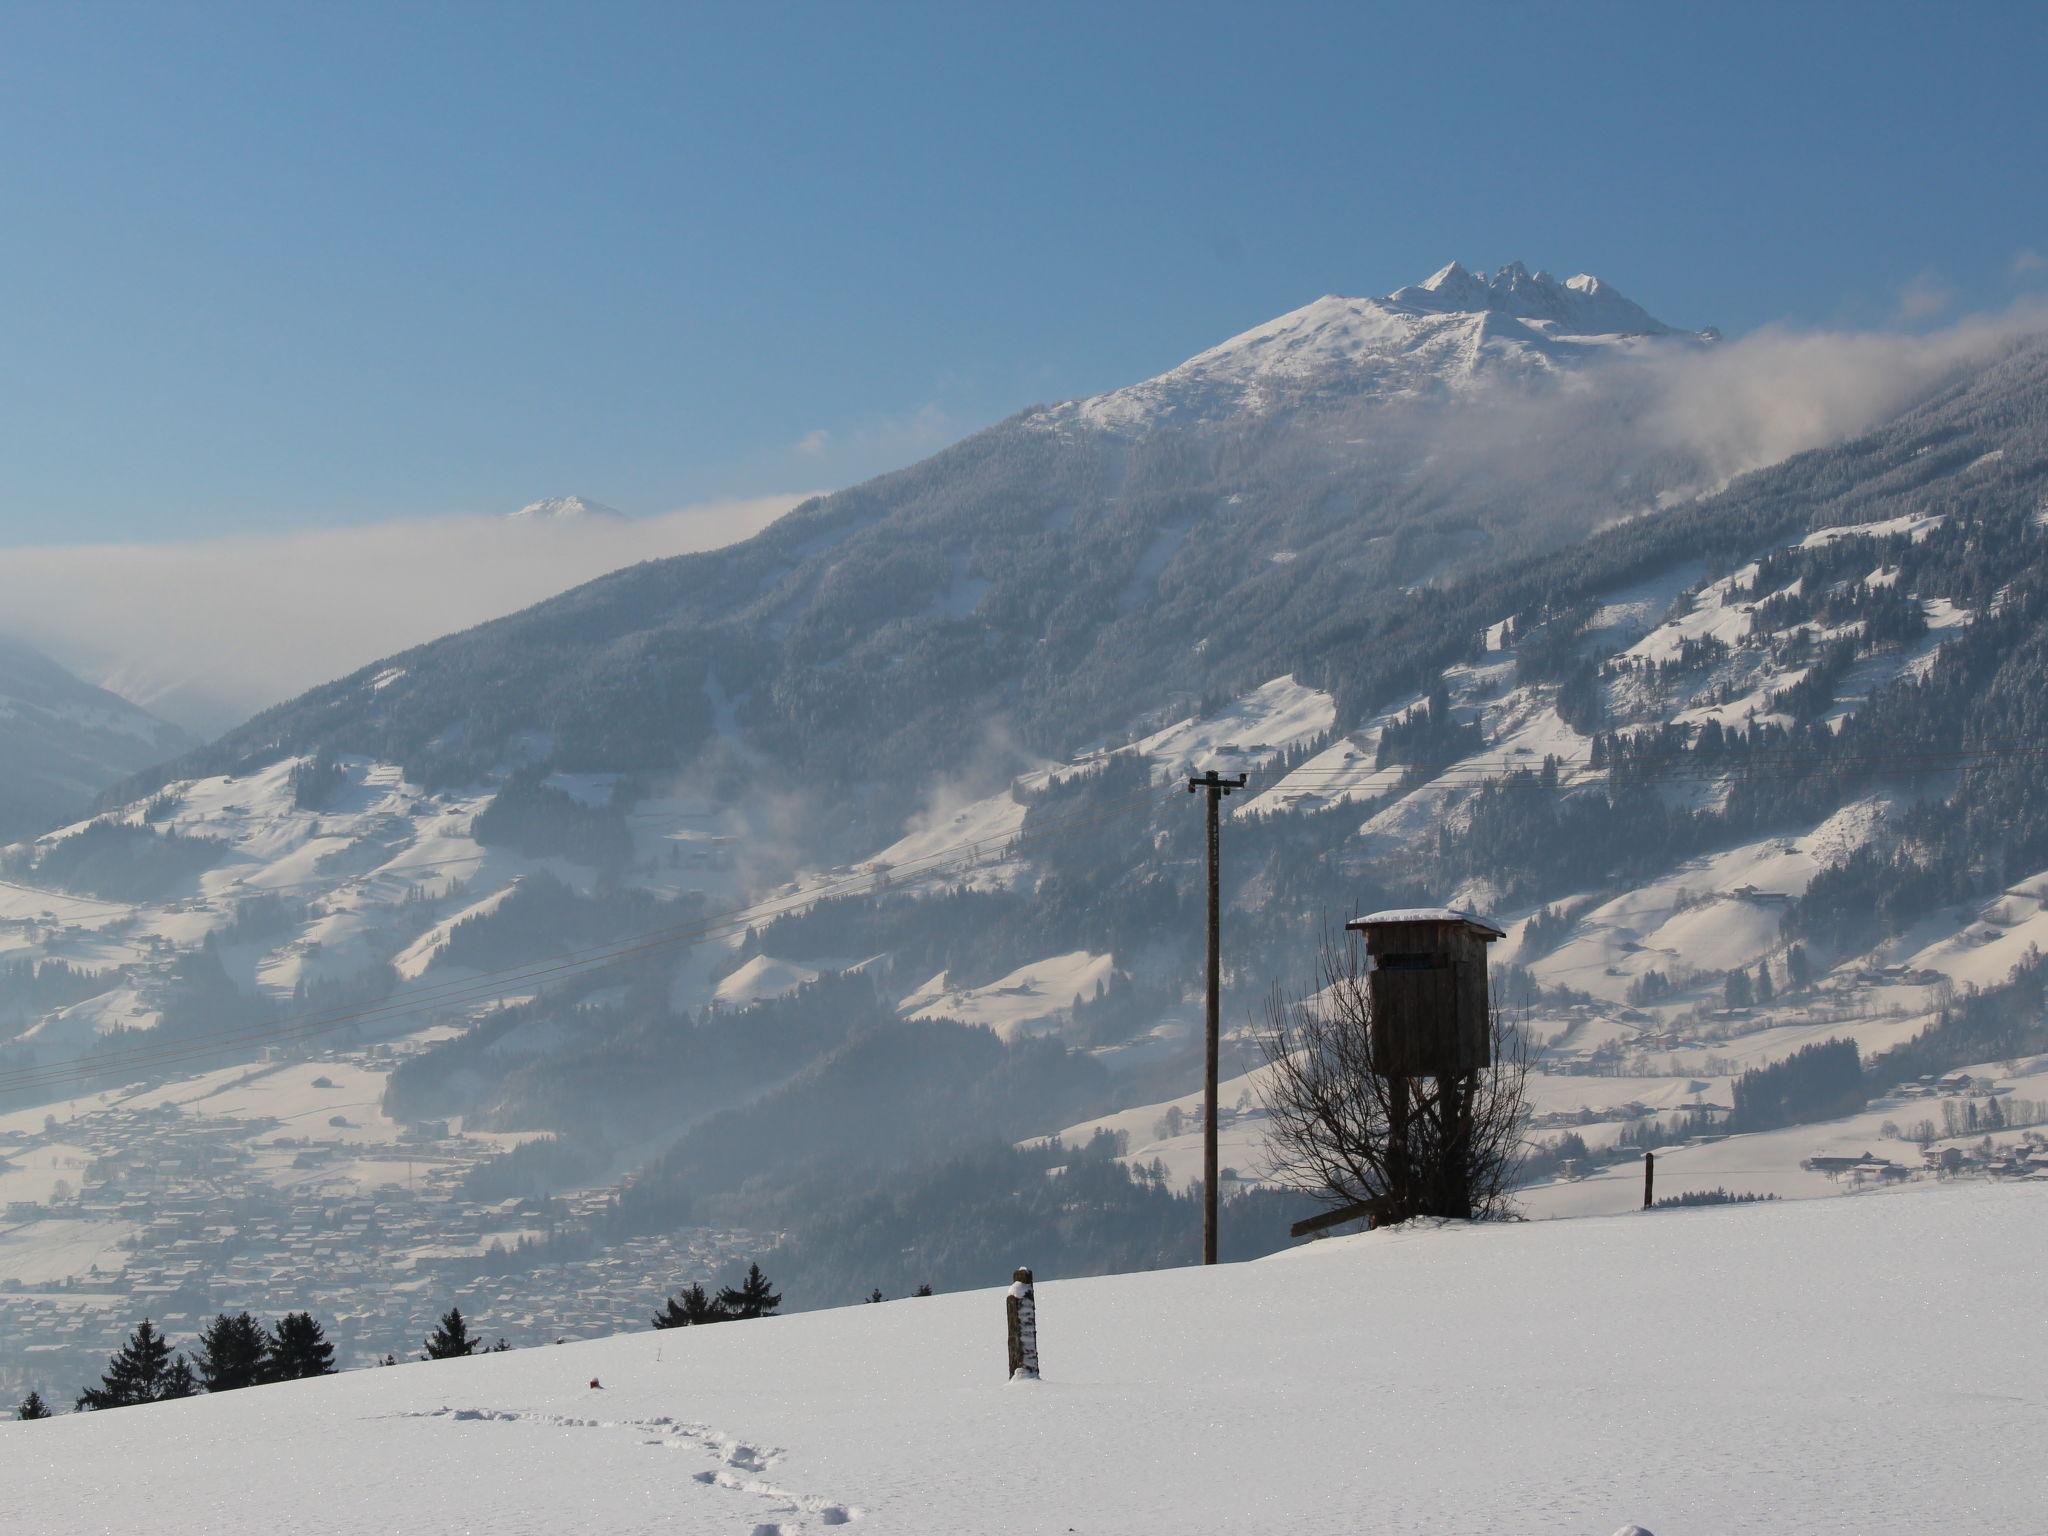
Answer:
865, 1288, 886, 1304
423, 1307, 480, 1360
1756, 961, 1775, 1003
196, 1312, 270, 1393
159, 1356, 199, 1400
914, 1283, 933, 1297
652, 1282, 727, 1328
268, 1312, 336, 1380
78, 1319, 177, 1409
1786, 943, 1812, 990
16, 1389, 51, 1420
717, 1263, 781, 1321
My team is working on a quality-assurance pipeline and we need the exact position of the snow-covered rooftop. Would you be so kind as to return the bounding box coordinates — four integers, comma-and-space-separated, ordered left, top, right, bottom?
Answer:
1349, 907, 1505, 938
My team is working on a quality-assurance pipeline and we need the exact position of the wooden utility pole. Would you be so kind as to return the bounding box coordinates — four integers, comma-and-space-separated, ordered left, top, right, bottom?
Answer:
1643, 1150, 1655, 1210
1188, 769, 1247, 1265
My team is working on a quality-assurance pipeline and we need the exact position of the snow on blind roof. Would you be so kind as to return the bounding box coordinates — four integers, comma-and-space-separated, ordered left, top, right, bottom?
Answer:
1348, 907, 1504, 938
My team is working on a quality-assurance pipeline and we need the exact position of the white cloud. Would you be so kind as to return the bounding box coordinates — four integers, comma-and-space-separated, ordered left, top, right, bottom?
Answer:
2013, 248, 2048, 278
0, 493, 816, 735
1894, 269, 1955, 322
786, 401, 958, 474
1640, 301, 2048, 489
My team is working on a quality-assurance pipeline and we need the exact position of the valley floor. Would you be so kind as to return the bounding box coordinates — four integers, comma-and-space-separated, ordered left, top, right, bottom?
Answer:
10, 1181, 2043, 1535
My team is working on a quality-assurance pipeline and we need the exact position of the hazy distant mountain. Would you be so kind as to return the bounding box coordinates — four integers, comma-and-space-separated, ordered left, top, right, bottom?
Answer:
507, 495, 629, 522
0, 636, 194, 842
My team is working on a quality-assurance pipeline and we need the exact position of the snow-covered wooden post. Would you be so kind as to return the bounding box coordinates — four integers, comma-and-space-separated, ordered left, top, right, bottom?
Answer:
1006, 1266, 1038, 1379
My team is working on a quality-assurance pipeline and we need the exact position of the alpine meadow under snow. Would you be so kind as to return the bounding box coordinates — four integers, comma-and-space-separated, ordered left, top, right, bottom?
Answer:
5, 259, 2048, 1532
10, 1183, 2044, 1535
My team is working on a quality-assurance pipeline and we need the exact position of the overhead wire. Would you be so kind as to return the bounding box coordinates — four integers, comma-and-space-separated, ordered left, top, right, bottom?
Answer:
6, 729, 2040, 1094
2, 779, 1179, 1090
1248, 739, 2048, 793
0, 777, 1183, 1095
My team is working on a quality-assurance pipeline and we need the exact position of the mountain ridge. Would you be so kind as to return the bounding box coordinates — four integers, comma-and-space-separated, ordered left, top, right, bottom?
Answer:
0, 636, 195, 844
95, 262, 1758, 845
1045, 260, 1708, 432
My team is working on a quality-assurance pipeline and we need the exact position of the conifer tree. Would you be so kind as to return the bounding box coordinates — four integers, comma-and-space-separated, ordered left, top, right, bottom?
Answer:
78, 1319, 179, 1409
717, 1263, 781, 1321
159, 1356, 199, 1400
1756, 961, 1775, 1003
16, 1389, 51, 1420
267, 1312, 337, 1380
865, 1288, 885, 1304
914, 1283, 933, 1297
423, 1306, 480, 1359
196, 1312, 270, 1392
652, 1282, 727, 1328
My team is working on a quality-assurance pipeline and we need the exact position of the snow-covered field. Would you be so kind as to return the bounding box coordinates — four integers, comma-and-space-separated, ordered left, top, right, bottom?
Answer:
10, 1182, 2041, 1534
904, 950, 1115, 1041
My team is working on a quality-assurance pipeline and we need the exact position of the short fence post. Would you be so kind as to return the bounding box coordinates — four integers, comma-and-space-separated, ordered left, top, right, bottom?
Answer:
1643, 1151, 1655, 1210
1006, 1266, 1038, 1379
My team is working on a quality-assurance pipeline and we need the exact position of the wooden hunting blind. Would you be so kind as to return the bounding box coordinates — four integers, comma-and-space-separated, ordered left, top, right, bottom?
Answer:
1347, 908, 1505, 1078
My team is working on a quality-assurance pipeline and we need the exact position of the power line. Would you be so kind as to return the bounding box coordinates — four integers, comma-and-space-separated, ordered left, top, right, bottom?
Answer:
1247, 739, 2048, 795
0, 781, 1182, 1096
0, 788, 1169, 1092
5, 728, 2038, 1095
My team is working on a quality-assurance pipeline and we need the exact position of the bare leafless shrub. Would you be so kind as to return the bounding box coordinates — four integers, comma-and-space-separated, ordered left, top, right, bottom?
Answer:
1256, 926, 1531, 1222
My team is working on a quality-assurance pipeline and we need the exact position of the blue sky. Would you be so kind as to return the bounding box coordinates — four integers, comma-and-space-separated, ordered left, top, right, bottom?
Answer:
1, 0, 2043, 544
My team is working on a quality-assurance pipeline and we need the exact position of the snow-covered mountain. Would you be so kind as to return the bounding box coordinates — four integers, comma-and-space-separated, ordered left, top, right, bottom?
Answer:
1047, 260, 1710, 432
3, 268, 2046, 1407
97, 262, 1751, 830
507, 495, 628, 522
0, 637, 194, 844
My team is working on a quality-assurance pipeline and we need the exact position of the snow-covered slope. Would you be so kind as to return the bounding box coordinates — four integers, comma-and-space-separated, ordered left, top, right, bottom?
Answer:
1048, 261, 1706, 432
0, 635, 194, 842
10, 1182, 2042, 1534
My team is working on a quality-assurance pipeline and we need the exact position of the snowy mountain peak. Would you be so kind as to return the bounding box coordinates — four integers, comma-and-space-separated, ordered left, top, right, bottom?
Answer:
1386, 261, 1674, 336
1418, 259, 1488, 306
1056, 260, 1699, 432
508, 495, 627, 522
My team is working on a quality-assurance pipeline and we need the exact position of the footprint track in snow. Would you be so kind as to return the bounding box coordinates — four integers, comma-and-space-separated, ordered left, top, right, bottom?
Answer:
406, 1406, 862, 1532
678, 1426, 857, 1531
